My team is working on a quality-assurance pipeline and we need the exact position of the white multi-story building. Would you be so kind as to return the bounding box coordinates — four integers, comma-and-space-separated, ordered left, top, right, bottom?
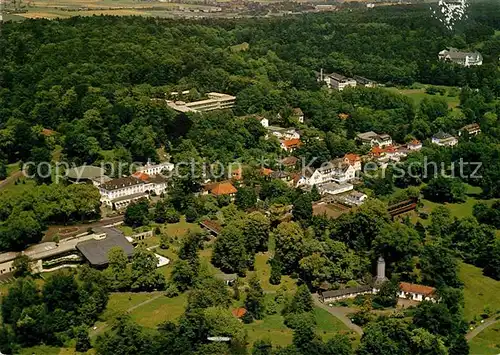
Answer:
99, 176, 148, 209
137, 161, 174, 175
438, 48, 483, 67
165, 92, 236, 113
267, 126, 300, 140
323, 73, 357, 91
297, 159, 357, 187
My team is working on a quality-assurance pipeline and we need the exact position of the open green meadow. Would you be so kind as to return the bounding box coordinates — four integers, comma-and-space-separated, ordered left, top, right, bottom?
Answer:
469, 322, 500, 355
460, 263, 500, 323
385, 84, 461, 109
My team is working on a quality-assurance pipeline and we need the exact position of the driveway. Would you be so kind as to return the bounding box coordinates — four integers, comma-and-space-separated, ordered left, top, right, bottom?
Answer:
312, 293, 363, 335
466, 318, 500, 341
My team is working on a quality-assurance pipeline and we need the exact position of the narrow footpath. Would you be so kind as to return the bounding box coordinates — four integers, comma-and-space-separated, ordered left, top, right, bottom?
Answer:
312, 293, 363, 336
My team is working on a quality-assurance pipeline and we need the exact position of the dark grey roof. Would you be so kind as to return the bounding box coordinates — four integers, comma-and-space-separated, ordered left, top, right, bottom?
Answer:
328, 73, 351, 82
67, 166, 105, 180
112, 192, 148, 203
433, 131, 453, 140
353, 75, 375, 85
100, 176, 144, 191
321, 285, 371, 298
76, 229, 134, 266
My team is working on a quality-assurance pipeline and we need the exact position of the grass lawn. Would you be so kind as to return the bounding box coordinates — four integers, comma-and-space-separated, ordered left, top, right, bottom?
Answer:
0, 176, 36, 194
459, 262, 500, 323
19, 345, 71, 355
385, 85, 460, 109
100, 292, 160, 321
242, 253, 297, 293
129, 293, 188, 328
244, 301, 353, 347
418, 184, 497, 222
469, 322, 500, 355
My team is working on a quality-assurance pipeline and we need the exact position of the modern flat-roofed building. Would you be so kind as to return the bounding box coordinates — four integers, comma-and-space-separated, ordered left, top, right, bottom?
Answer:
76, 229, 135, 268
166, 92, 236, 113
323, 73, 357, 91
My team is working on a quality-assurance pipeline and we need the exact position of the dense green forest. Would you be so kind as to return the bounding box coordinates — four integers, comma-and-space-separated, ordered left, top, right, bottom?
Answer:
1, 3, 500, 354
1, 2, 500, 166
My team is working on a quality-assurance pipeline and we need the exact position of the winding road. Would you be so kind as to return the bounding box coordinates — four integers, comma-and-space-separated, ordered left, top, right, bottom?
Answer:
466, 318, 500, 341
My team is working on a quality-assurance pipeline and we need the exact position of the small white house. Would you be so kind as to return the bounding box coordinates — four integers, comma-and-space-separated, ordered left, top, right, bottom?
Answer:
399, 282, 437, 302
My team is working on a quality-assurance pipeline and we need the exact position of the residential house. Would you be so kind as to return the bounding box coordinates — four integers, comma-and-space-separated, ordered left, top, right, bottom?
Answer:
280, 138, 302, 152
399, 282, 437, 302
432, 132, 458, 147
270, 170, 294, 186
297, 159, 357, 187
343, 153, 362, 172
267, 126, 300, 140
407, 139, 423, 151
357, 131, 393, 147
280, 156, 299, 168
438, 48, 483, 67
323, 73, 357, 91
342, 191, 368, 206
353, 75, 377, 88
204, 181, 238, 198
459, 123, 481, 137
292, 108, 304, 123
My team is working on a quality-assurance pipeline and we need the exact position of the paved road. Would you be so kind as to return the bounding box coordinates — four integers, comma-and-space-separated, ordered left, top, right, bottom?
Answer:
312, 294, 363, 335
0, 170, 23, 190
466, 318, 500, 341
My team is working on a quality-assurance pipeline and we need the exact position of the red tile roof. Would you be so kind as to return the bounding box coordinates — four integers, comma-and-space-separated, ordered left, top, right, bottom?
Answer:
132, 171, 150, 182
399, 282, 436, 296
261, 167, 274, 176
210, 182, 237, 196
409, 139, 421, 146
41, 128, 57, 136
281, 156, 299, 166
281, 138, 302, 149
371, 145, 396, 157
232, 307, 247, 318
344, 153, 361, 165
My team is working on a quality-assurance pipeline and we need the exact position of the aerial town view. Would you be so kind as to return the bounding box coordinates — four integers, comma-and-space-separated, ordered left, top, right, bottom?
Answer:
0, 0, 500, 354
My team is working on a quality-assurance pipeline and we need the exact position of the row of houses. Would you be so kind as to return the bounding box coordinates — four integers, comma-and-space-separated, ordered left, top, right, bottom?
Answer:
320, 257, 437, 304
